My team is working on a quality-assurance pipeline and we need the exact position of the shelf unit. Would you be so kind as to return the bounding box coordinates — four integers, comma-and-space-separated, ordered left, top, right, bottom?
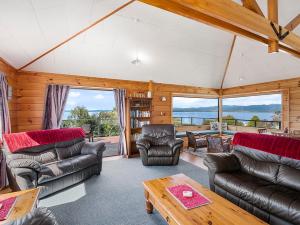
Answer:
126, 97, 152, 157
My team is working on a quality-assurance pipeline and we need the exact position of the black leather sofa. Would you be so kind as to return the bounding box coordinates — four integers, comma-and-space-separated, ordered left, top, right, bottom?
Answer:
136, 124, 183, 166
204, 144, 300, 225
4, 137, 105, 198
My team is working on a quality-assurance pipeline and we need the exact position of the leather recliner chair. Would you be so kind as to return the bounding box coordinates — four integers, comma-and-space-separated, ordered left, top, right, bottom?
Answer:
204, 143, 300, 225
136, 124, 183, 166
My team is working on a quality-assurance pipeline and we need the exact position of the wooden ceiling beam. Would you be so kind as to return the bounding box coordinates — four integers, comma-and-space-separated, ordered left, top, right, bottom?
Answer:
285, 14, 300, 31
139, 0, 300, 56
18, 0, 136, 71
241, 0, 264, 17
220, 35, 236, 90
268, 0, 279, 53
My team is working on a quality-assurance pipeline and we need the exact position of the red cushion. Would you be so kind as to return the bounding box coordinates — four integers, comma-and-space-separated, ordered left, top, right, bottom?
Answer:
232, 132, 300, 160
3, 128, 85, 153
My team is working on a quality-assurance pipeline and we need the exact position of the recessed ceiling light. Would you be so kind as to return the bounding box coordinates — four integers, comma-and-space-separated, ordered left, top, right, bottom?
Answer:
131, 58, 141, 65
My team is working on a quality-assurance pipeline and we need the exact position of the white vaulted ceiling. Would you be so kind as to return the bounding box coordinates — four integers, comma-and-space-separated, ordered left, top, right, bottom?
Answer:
0, 0, 300, 88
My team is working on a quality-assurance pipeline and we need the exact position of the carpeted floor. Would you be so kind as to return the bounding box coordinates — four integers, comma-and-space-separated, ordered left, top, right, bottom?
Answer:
39, 158, 209, 225
184, 147, 207, 158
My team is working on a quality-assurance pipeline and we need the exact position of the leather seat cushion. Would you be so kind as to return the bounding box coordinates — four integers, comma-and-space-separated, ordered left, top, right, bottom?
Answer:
38, 154, 98, 184
215, 172, 300, 224
148, 146, 173, 157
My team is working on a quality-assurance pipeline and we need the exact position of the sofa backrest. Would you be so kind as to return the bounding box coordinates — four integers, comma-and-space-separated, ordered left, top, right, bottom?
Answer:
5, 138, 85, 164
142, 124, 175, 146
3, 128, 85, 153
233, 133, 300, 192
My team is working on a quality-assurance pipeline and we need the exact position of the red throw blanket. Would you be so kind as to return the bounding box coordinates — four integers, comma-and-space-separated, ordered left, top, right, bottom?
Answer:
4, 128, 85, 153
233, 132, 300, 160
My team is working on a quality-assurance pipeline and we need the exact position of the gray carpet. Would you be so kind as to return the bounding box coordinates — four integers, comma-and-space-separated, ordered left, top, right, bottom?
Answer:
184, 147, 207, 158
39, 158, 209, 225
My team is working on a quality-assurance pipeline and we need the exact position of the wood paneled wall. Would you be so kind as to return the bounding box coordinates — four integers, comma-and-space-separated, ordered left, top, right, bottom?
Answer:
0, 59, 18, 132
222, 77, 300, 130
1, 67, 298, 133
151, 83, 219, 124
16, 71, 218, 132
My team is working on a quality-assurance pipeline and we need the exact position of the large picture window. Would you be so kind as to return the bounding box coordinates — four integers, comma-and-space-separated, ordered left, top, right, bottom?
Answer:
222, 93, 282, 129
172, 96, 219, 126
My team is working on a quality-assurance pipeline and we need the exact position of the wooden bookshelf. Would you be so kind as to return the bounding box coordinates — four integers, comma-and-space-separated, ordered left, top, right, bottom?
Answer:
126, 97, 152, 157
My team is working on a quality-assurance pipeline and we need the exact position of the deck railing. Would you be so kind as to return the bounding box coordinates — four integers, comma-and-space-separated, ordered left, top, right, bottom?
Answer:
173, 117, 281, 129
61, 118, 120, 137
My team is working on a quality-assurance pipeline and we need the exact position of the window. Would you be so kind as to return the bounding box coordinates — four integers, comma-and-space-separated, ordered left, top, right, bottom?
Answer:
222, 93, 282, 129
63, 88, 119, 157
172, 96, 219, 126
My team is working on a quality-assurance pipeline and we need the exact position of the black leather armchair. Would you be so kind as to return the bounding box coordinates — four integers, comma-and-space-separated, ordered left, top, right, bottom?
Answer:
136, 124, 183, 166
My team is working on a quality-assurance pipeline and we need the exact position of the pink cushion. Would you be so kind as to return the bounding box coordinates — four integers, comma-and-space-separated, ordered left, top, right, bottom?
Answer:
3, 128, 85, 153
233, 132, 300, 160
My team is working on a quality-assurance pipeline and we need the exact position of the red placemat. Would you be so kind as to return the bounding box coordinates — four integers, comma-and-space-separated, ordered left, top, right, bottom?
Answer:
0, 197, 17, 221
167, 184, 211, 210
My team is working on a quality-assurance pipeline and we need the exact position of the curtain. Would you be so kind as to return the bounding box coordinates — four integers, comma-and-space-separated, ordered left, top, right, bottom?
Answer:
114, 89, 127, 156
43, 84, 70, 129
0, 151, 6, 189
0, 73, 11, 134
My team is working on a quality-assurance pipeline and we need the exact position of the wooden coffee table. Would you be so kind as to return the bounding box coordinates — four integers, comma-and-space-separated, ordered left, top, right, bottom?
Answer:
143, 174, 267, 225
0, 188, 40, 224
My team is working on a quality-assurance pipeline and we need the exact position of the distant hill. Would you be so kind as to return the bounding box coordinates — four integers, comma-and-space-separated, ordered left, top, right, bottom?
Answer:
173, 104, 281, 112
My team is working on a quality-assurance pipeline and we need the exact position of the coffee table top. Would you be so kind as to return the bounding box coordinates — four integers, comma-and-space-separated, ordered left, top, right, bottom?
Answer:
143, 174, 267, 225
0, 188, 40, 224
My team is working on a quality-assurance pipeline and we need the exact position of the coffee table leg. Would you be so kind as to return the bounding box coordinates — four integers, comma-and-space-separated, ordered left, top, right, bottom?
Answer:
144, 190, 153, 214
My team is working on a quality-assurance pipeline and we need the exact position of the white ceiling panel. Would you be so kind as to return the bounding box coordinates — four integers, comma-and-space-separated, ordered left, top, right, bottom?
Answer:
0, 0, 299, 88
223, 37, 300, 88
25, 1, 233, 88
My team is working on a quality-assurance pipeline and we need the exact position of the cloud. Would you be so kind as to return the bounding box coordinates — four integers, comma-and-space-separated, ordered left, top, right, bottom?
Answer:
223, 94, 281, 106
173, 97, 218, 108
69, 92, 80, 98
94, 94, 104, 99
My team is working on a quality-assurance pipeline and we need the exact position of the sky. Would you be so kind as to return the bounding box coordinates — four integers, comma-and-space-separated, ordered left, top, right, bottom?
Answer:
65, 89, 115, 110
173, 94, 282, 108
65, 90, 282, 111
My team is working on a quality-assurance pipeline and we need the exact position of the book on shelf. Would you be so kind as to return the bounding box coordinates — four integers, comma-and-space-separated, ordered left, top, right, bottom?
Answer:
130, 110, 151, 118
130, 119, 150, 129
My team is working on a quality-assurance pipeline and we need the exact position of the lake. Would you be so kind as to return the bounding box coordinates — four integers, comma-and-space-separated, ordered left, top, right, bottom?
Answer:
173, 111, 276, 125
64, 110, 276, 122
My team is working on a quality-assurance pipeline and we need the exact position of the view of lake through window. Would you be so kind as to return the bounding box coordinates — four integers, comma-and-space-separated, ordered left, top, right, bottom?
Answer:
173, 94, 282, 128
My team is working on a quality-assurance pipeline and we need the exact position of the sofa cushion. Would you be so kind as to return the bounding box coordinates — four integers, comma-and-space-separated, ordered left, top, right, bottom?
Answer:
38, 154, 97, 184
268, 188, 300, 225
277, 165, 300, 192
215, 172, 271, 203
148, 146, 173, 157
56, 141, 84, 160
233, 148, 280, 183
6, 149, 57, 164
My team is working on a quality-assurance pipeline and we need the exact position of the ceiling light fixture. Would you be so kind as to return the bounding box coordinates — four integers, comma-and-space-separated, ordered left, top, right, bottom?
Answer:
131, 57, 141, 65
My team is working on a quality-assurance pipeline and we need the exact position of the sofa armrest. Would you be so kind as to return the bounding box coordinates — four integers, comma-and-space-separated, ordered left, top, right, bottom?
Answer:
9, 167, 38, 190
9, 207, 58, 225
204, 153, 240, 173
7, 159, 41, 172
168, 138, 183, 148
81, 141, 106, 157
136, 138, 151, 151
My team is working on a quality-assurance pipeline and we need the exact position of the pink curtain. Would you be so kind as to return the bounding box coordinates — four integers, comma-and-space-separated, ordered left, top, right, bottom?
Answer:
43, 84, 70, 129
0, 73, 11, 134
